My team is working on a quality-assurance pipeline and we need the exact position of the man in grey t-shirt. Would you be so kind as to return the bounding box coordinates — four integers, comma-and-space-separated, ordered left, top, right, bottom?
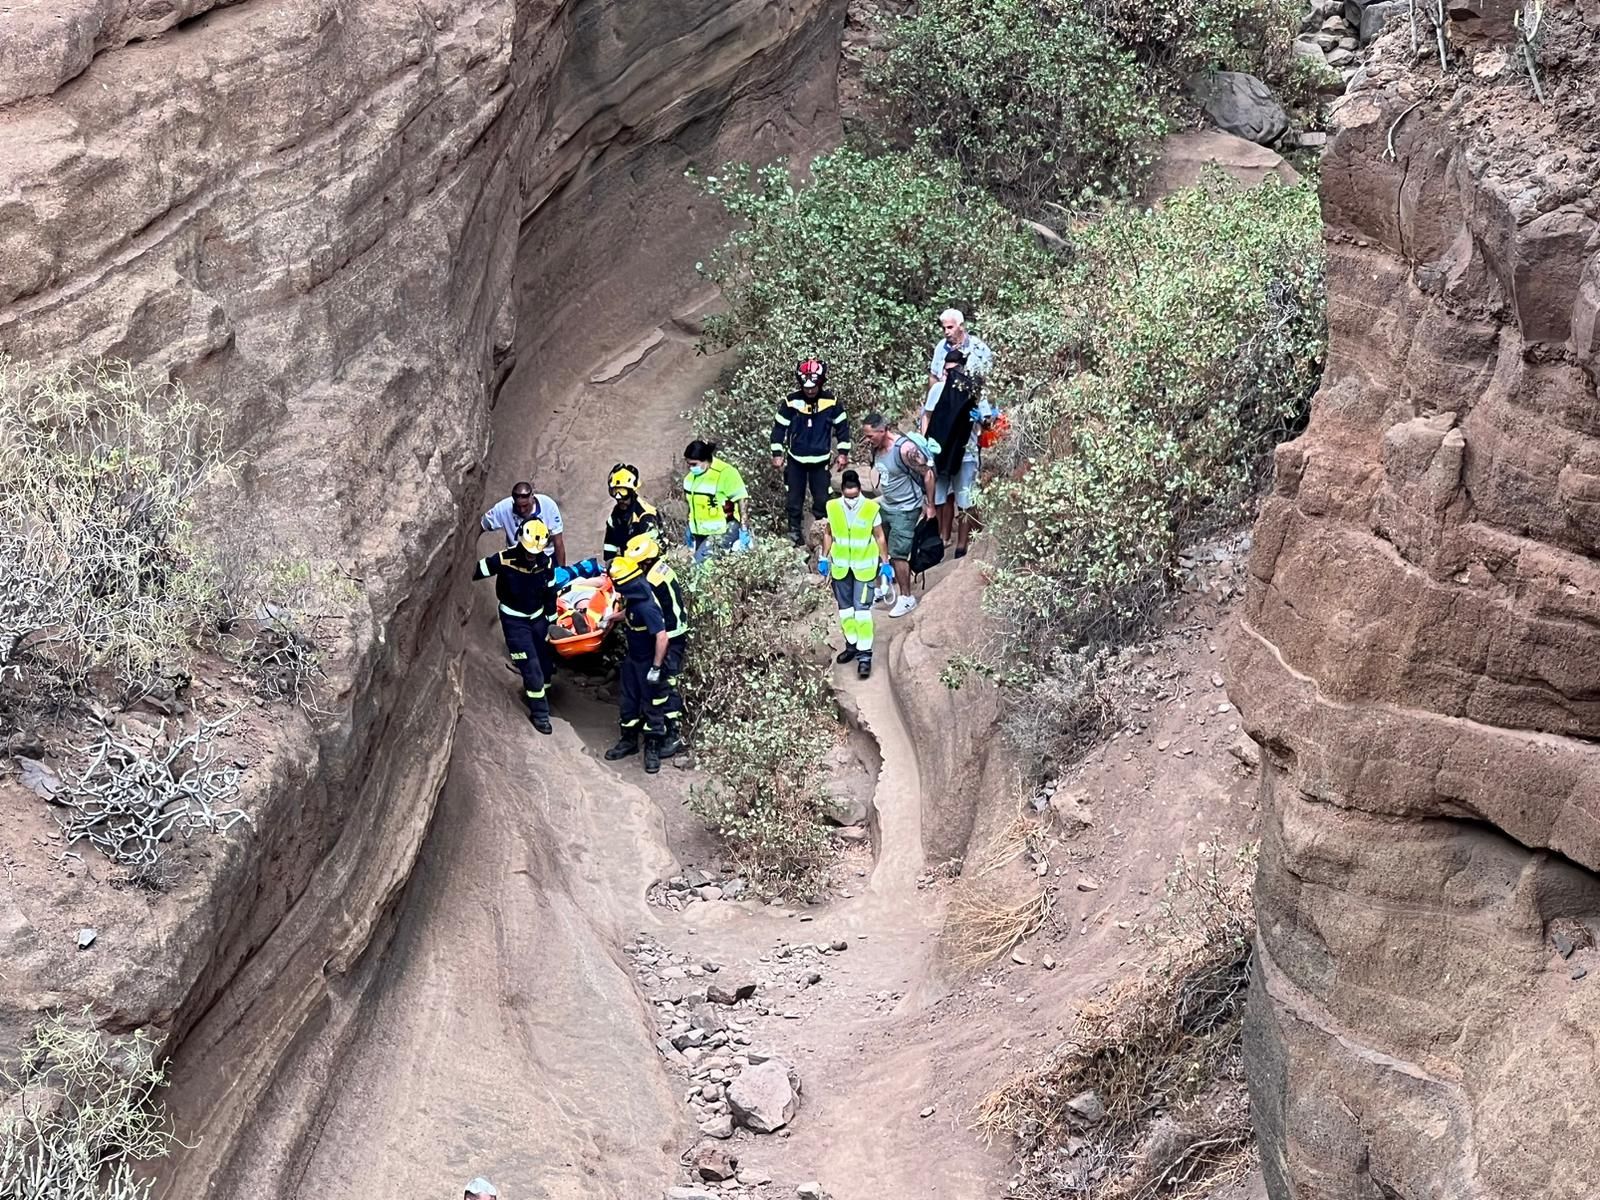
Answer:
861, 412, 936, 617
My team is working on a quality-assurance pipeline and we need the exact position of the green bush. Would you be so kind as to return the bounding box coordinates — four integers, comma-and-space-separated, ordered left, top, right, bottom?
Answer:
976, 172, 1324, 754
875, 0, 1168, 210
692, 148, 1055, 526
1091, 0, 1302, 87
873, 0, 1308, 211
679, 542, 840, 898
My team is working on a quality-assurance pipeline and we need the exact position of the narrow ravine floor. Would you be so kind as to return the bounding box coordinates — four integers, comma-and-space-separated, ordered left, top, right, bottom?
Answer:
278, 300, 1015, 1199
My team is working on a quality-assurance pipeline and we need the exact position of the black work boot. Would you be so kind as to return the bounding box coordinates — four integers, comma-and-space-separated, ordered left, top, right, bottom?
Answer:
835, 645, 858, 664
528, 711, 553, 735
857, 653, 873, 680
644, 736, 662, 775
605, 732, 640, 760
658, 725, 685, 759
788, 521, 804, 548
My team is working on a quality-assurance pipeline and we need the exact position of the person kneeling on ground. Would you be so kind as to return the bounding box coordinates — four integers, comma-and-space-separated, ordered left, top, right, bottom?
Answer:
819, 469, 892, 679
859, 412, 937, 617
472, 519, 556, 735
624, 530, 687, 758
603, 462, 661, 563
604, 555, 671, 774
682, 439, 749, 563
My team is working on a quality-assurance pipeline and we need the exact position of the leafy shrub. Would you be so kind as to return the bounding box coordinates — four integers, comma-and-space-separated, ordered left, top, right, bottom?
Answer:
873, 0, 1308, 210
1089, 0, 1302, 91
875, 0, 1168, 210
692, 148, 1055, 525
982, 171, 1324, 663
0, 358, 229, 702
0, 1011, 175, 1199
679, 541, 840, 897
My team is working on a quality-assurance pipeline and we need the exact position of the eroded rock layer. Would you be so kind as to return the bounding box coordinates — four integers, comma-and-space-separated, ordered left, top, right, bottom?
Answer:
1237, 10, 1600, 1199
0, 0, 842, 1189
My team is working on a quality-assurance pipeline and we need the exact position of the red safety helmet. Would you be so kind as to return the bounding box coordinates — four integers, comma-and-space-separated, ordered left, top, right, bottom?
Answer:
796, 358, 828, 388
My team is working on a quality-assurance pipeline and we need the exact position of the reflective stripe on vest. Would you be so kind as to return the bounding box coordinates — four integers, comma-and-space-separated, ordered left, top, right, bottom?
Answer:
684, 463, 737, 534
499, 602, 552, 621
827, 497, 881, 581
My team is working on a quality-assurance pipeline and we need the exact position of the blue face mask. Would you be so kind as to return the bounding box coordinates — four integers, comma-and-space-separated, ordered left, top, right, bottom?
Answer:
689, 464, 708, 477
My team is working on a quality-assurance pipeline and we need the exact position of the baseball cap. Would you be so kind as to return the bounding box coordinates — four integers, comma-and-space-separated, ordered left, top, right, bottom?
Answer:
464, 1179, 498, 1197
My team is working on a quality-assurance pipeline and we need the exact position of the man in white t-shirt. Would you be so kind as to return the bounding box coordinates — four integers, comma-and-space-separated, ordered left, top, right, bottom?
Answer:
479, 481, 566, 565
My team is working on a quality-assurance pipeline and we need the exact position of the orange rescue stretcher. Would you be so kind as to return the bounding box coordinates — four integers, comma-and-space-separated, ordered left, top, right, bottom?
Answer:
548, 573, 624, 658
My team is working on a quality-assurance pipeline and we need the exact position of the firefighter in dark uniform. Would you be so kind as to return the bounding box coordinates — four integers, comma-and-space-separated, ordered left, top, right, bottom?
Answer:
602, 462, 662, 563
771, 358, 850, 546
472, 518, 556, 734
623, 530, 687, 757
603, 554, 671, 774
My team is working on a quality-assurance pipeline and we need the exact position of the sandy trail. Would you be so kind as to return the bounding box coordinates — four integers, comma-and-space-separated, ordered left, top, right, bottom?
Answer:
289, 673, 683, 1197
262, 307, 721, 1196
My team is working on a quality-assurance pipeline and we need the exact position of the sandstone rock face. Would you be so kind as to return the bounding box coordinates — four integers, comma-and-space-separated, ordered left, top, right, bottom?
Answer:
1236, 13, 1600, 1200
1145, 130, 1301, 204
0, 0, 842, 1189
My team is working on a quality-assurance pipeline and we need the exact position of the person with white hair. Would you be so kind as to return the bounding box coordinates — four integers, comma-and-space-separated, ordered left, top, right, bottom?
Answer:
928, 308, 993, 400
463, 1178, 498, 1198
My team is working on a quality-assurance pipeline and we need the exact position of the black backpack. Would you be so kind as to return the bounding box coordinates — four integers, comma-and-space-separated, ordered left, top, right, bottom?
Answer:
909, 517, 945, 574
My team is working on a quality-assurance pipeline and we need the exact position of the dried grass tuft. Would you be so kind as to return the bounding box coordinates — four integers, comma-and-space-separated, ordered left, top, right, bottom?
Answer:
976, 839, 1258, 1199
947, 882, 1054, 969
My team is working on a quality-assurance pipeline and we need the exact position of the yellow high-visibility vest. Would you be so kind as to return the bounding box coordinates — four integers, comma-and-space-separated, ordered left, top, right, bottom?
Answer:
826, 496, 881, 581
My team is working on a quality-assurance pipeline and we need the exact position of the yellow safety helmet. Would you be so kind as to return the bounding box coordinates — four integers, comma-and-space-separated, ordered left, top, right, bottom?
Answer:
608, 555, 644, 586
608, 463, 641, 499
624, 530, 663, 565
518, 518, 550, 555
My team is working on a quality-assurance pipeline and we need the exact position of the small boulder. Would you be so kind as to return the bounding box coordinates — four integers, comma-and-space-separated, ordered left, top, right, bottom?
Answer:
1359, 0, 1409, 44
797, 1185, 829, 1200
727, 1059, 803, 1133
1067, 1090, 1107, 1124
689, 1142, 738, 1182
707, 981, 757, 1006
1189, 72, 1290, 145
698, 1114, 734, 1140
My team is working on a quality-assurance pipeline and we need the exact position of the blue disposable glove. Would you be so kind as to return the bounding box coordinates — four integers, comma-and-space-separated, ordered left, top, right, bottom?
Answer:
817, 558, 830, 577
684, 527, 695, 548
880, 562, 893, 580
553, 566, 573, 587
969, 407, 981, 421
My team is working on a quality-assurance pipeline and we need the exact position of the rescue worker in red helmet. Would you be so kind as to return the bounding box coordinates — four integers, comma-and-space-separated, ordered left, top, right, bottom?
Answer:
472, 519, 557, 734
771, 358, 849, 547
602, 462, 661, 564
603, 555, 671, 774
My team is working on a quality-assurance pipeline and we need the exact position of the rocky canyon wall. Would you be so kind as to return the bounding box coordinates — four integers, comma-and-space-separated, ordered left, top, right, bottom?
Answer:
0, 0, 842, 1188
1236, 7, 1600, 1198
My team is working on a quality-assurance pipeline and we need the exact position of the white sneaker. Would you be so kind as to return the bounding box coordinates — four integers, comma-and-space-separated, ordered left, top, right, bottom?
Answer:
889, 595, 918, 618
